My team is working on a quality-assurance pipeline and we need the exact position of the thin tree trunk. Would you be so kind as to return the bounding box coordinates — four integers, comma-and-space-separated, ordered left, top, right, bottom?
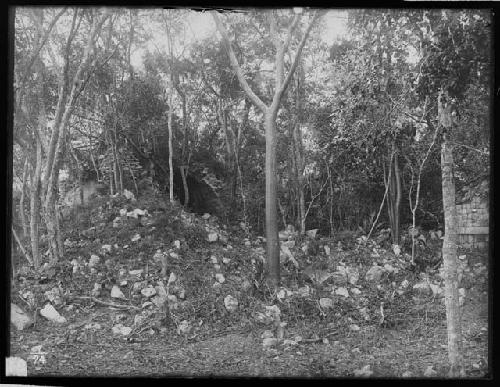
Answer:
393, 152, 402, 244
326, 162, 334, 237
439, 91, 464, 377
180, 166, 189, 207
409, 119, 438, 264
12, 226, 32, 266
20, 157, 29, 238
265, 108, 280, 287
30, 136, 42, 269
168, 93, 174, 203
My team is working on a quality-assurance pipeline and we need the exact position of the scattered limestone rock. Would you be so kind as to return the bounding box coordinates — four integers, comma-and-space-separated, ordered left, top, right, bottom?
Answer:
91, 283, 101, 297
241, 279, 252, 292
346, 267, 360, 285
392, 244, 401, 256
413, 281, 431, 294
215, 273, 225, 283
349, 324, 360, 331
44, 287, 63, 306
173, 240, 181, 249
320, 297, 334, 309
40, 304, 66, 324
129, 269, 144, 276
306, 229, 319, 239
222, 257, 231, 265
354, 364, 373, 377
350, 288, 362, 296
280, 244, 299, 268
224, 295, 238, 312
141, 286, 157, 298
324, 245, 331, 256
207, 232, 219, 242
261, 330, 274, 339
383, 263, 397, 273
177, 320, 192, 335
167, 272, 177, 285
429, 283, 443, 297
101, 244, 112, 254
131, 233, 141, 242
358, 307, 370, 321
365, 265, 385, 282
119, 208, 128, 217
10, 303, 33, 331
5, 356, 27, 376
297, 285, 311, 297
123, 189, 135, 201
423, 365, 438, 377
334, 287, 349, 298
88, 254, 100, 268
112, 324, 132, 336
111, 285, 126, 299
262, 337, 278, 348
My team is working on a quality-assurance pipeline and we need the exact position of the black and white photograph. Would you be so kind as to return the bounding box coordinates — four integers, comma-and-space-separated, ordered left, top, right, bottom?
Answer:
6, 6, 491, 379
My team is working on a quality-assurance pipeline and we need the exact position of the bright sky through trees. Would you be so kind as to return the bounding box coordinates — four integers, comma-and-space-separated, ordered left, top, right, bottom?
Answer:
131, 9, 348, 71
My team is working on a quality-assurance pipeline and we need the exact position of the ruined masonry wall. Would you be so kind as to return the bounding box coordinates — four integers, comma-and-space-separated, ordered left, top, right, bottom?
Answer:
456, 195, 489, 250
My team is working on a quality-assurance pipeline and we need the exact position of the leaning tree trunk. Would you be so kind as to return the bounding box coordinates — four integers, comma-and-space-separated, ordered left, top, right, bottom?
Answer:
439, 91, 464, 377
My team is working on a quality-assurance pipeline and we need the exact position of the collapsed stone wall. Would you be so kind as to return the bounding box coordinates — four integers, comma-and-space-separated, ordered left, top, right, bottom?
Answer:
456, 195, 489, 250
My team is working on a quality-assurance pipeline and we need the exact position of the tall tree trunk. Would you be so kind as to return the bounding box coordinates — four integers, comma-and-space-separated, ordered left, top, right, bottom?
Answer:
386, 146, 401, 245
393, 152, 402, 244
293, 60, 306, 234
168, 93, 174, 203
265, 108, 280, 287
326, 163, 334, 237
180, 166, 189, 207
439, 91, 464, 377
30, 136, 42, 269
20, 157, 29, 238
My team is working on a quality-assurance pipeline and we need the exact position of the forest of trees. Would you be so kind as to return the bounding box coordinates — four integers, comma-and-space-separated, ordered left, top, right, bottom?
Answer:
10, 7, 491, 377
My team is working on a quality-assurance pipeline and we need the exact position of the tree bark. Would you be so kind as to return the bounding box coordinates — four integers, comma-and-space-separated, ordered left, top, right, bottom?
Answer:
168, 92, 174, 203
439, 91, 464, 377
20, 157, 29, 238
180, 165, 189, 207
30, 135, 42, 269
264, 108, 280, 287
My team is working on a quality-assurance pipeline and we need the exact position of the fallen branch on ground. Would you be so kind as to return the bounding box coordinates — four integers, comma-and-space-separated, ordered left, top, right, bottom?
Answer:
72, 296, 140, 310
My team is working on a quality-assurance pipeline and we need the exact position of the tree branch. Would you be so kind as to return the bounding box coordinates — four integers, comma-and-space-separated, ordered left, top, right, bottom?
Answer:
277, 11, 320, 100
212, 12, 268, 113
